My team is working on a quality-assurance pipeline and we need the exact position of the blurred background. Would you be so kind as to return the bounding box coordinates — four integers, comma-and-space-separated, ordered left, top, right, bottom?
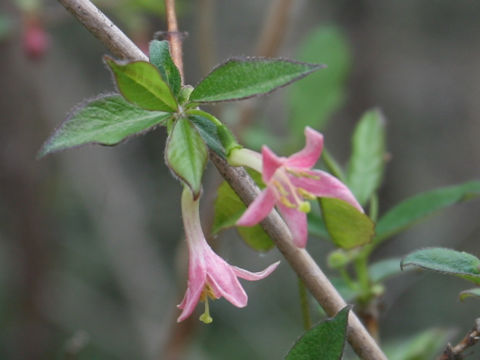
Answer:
1, 0, 480, 359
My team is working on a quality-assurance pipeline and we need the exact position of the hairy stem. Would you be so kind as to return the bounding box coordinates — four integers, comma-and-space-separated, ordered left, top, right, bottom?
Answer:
54, 1, 387, 359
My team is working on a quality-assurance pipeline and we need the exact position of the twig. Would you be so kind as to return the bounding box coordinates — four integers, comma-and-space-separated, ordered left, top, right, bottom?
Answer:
437, 319, 480, 360
165, 0, 184, 83
54, 1, 387, 359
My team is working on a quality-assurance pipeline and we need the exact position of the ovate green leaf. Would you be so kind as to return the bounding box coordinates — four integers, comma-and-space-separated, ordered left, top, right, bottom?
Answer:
288, 26, 351, 137
149, 40, 181, 96
286, 306, 350, 360
401, 247, 480, 285
105, 56, 177, 112
320, 198, 374, 249
190, 57, 323, 103
213, 172, 274, 252
347, 109, 386, 206
165, 118, 207, 198
39, 95, 170, 157
375, 181, 480, 244
459, 288, 480, 301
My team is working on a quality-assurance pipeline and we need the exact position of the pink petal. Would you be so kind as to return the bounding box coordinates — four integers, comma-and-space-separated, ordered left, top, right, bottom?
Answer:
261, 146, 285, 182
290, 170, 363, 212
177, 260, 207, 322
233, 261, 280, 280
286, 127, 324, 169
236, 186, 277, 226
277, 203, 308, 248
205, 252, 248, 308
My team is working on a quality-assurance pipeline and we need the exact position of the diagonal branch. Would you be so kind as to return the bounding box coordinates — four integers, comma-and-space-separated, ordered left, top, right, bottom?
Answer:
54, 1, 387, 359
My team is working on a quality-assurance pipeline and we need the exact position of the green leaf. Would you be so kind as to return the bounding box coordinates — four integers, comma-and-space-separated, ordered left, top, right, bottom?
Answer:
189, 115, 225, 157
375, 181, 480, 244
401, 247, 480, 285
459, 288, 480, 301
213, 172, 274, 252
149, 40, 181, 96
347, 109, 386, 206
288, 26, 351, 136
369, 258, 403, 283
104, 56, 177, 112
190, 57, 323, 103
320, 198, 374, 249
39, 95, 170, 157
165, 118, 207, 197
286, 306, 350, 360
384, 328, 449, 360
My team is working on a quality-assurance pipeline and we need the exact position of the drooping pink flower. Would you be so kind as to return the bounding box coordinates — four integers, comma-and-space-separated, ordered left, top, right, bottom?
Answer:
23, 18, 49, 60
178, 188, 279, 323
236, 127, 363, 248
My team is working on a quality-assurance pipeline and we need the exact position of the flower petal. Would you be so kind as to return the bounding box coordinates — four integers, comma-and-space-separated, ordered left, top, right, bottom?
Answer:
291, 170, 363, 212
206, 252, 248, 308
262, 146, 285, 182
233, 261, 280, 280
236, 186, 277, 226
286, 127, 324, 169
177, 258, 207, 322
277, 203, 308, 248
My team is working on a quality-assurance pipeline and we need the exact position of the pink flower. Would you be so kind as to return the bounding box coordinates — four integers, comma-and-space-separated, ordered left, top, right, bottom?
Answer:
178, 188, 279, 323
236, 127, 363, 248
23, 19, 49, 60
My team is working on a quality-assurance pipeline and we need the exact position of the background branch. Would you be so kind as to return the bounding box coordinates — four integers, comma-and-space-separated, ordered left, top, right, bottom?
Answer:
54, 1, 387, 359
437, 319, 480, 360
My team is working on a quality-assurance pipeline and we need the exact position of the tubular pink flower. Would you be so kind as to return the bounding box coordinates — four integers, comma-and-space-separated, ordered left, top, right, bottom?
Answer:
178, 188, 279, 323
236, 127, 363, 248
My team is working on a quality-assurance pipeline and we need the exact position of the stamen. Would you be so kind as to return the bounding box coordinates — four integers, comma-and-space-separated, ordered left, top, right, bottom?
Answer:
297, 188, 316, 200
272, 180, 289, 196
280, 197, 296, 208
290, 170, 320, 180
199, 297, 213, 324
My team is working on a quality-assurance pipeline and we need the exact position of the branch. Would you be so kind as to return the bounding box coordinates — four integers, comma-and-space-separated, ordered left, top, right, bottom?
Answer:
54, 1, 387, 359
437, 319, 480, 360
165, 0, 184, 82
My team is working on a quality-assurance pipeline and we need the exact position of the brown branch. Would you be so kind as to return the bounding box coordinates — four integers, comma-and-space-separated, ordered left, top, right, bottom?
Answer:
437, 319, 480, 360
54, 1, 387, 359
165, 0, 184, 83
